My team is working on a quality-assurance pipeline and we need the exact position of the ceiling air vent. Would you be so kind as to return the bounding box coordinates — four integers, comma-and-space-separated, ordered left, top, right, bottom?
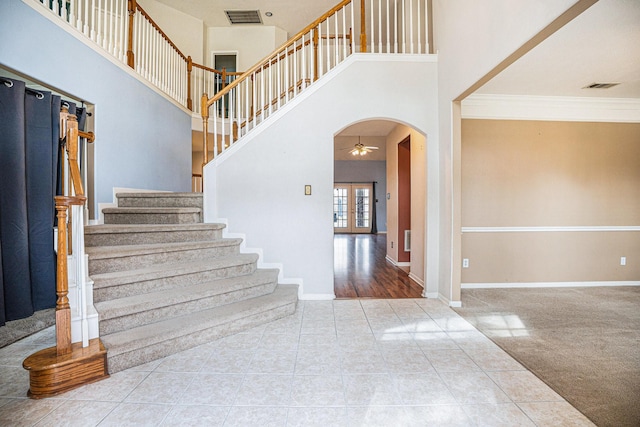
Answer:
583, 82, 620, 89
225, 10, 262, 25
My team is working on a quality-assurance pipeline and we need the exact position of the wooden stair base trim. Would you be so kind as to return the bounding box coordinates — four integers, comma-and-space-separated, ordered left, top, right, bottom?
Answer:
23, 339, 109, 399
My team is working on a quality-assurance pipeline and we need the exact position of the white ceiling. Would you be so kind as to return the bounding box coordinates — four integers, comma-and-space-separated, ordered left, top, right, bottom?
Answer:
155, 0, 338, 35
475, 0, 640, 99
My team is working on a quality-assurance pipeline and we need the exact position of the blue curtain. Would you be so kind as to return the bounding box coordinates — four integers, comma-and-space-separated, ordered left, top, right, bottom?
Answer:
0, 77, 64, 325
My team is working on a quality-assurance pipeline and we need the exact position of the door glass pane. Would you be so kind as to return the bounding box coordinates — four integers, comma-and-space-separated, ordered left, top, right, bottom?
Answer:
333, 188, 348, 228
354, 188, 370, 228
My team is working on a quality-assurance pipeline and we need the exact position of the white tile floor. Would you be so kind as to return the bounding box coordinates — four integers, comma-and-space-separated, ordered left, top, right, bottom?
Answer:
0, 299, 595, 426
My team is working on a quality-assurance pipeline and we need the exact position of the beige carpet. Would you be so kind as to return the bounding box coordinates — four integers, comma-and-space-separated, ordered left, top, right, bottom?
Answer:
454, 286, 640, 427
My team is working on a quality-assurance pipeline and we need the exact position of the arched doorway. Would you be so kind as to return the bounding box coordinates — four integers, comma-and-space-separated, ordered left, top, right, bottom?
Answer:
333, 120, 426, 298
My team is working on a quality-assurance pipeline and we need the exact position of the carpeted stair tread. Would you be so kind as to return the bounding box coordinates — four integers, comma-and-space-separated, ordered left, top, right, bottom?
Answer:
85, 223, 224, 235
86, 238, 242, 259
102, 207, 201, 214
102, 284, 298, 358
96, 269, 280, 319
92, 253, 259, 288
116, 192, 203, 208
85, 223, 224, 246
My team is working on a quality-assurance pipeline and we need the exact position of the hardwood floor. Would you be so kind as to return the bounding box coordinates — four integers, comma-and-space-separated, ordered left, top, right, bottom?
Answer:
334, 234, 424, 298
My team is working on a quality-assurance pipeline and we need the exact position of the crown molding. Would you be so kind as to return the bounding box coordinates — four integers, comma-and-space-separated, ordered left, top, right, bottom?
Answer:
461, 94, 640, 123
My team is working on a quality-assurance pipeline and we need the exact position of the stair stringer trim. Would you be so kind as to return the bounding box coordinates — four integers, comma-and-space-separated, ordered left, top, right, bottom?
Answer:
211, 217, 305, 298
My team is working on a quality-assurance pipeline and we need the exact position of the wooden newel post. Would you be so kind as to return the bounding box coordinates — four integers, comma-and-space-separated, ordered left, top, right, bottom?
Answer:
360, 0, 367, 53
54, 200, 71, 356
127, 0, 137, 68
187, 56, 193, 111
201, 93, 209, 167
221, 68, 227, 89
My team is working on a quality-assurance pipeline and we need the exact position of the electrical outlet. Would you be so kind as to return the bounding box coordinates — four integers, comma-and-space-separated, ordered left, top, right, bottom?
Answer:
463, 258, 469, 268
391, 241, 394, 248
621, 257, 626, 266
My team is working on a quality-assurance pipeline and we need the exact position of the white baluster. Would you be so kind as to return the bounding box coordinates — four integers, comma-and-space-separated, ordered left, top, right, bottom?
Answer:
424, 0, 429, 53
369, 0, 374, 53
301, 35, 306, 90
417, 0, 422, 53
342, 7, 347, 60
269, 54, 277, 114
409, 0, 414, 53
333, 12, 340, 67
385, 0, 390, 53
212, 99, 217, 158
102, 0, 108, 49
276, 53, 282, 108
318, 24, 323, 77
350, 1, 354, 54
393, 0, 397, 53
325, 19, 330, 71
377, 0, 382, 53
261, 63, 266, 115
401, 0, 406, 53
91, 0, 100, 43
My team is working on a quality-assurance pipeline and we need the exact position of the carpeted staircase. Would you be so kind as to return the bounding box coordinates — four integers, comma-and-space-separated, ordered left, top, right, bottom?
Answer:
84, 192, 298, 373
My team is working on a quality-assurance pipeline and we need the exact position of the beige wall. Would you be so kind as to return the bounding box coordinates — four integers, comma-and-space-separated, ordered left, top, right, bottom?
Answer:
138, 0, 205, 63
386, 124, 427, 286
433, 0, 590, 303
461, 119, 640, 284
206, 26, 288, 70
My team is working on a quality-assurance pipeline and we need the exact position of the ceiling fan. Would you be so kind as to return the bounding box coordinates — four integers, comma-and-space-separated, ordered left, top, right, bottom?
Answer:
345, 137, 379, 156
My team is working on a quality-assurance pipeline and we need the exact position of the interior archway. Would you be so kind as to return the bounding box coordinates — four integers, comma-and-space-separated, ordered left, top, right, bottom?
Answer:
333, 119, 427, 299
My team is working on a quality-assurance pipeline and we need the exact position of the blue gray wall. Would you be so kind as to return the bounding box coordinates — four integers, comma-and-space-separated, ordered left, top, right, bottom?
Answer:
0, 0, 192, 217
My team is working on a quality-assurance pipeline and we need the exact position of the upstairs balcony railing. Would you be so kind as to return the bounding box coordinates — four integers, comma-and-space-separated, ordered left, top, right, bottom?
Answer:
201, 0, 430, 165
32, 0, 240, 112
32, 0, 430, 121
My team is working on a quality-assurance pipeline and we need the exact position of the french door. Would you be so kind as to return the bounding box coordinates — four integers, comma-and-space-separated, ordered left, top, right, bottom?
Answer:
333, 183, 373, 233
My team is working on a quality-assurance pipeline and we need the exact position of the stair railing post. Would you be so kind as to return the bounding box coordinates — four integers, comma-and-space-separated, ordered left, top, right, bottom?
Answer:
360, 0, 367, 52
187, 56, 193, 110
201, 92, 210, 170
127, 0, 137, 68
54, 199, 72, 356
313, 26, 319, 81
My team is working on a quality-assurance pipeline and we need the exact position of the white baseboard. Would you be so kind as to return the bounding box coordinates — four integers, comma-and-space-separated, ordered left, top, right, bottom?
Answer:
385, 255, 410, 267
435, 293, 462, 308
462, 281, 640, 289
408, 272, 424, 288
423, 292, 439, 299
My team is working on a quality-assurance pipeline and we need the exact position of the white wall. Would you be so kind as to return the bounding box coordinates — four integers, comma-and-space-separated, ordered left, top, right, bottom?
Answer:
1, 0, 192, 216
432, 0, 584, 304
138, 0, 205, 63
206, 26, 288, 70
205, 54, 439, 298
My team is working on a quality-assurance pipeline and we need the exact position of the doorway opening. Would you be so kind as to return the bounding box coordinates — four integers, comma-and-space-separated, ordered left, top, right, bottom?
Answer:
397, 137, 411, 264
333, 183, 373, 234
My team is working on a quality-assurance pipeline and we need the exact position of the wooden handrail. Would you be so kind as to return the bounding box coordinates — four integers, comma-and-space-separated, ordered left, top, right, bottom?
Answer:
192, 62, 243, 77
205, 0, 352, 110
